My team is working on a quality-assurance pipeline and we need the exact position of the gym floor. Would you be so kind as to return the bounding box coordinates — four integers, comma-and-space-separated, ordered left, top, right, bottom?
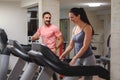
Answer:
59, 76, 105, 80
78, 76, 105, 80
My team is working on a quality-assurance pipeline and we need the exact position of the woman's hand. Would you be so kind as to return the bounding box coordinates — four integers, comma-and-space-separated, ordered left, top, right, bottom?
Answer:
69, 56, 77, 66
59, 53, 66, 61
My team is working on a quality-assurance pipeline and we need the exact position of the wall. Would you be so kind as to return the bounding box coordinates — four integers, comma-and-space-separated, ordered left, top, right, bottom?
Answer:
87, 10, 104, 55
42, 0, 60, 27
111, 0, 120, 79
37, 0, 60, 43
21, 0, 38, 8
0, 1, 28, 44
60, 9, 69, 19
103, 14, 111, 55
60, 8, 107, 56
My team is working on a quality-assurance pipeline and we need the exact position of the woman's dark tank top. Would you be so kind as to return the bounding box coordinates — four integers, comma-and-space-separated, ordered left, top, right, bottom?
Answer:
72, 26, 93, 58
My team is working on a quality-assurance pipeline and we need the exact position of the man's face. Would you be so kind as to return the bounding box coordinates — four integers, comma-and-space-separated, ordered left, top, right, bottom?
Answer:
43, 14, 51, 26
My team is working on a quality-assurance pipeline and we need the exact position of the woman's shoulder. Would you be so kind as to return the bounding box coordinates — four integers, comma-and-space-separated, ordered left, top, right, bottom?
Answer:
83, 24, 92, 35
83, 24, 92, 31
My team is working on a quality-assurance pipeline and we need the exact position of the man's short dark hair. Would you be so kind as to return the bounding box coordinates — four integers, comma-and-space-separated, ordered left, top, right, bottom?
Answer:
42, 12, 51, 18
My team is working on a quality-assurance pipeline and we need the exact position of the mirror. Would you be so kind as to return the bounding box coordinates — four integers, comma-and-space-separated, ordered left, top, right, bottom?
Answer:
60, 0, 111, 57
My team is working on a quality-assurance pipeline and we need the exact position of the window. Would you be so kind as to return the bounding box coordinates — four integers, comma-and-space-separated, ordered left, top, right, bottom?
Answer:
27, 6, 38, 43
27, 7, 38, 36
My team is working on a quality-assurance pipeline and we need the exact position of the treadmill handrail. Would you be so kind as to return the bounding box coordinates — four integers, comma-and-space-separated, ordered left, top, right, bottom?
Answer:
9, 46, 32, 62
28, 43, 110, 79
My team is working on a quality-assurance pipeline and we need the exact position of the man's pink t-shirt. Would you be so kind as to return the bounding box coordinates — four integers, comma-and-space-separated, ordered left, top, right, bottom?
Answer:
36, 24, 62, 50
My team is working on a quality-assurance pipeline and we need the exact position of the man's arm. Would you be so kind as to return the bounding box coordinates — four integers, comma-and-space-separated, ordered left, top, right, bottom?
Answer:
31, 33, 39, 42
56, 35, 64, 49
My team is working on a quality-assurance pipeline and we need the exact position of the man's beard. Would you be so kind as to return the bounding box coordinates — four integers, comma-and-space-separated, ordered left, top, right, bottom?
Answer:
45, 21, 51, 26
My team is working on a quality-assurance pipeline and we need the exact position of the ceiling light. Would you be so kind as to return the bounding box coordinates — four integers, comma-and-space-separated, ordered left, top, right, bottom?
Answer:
84, 3, 103, 7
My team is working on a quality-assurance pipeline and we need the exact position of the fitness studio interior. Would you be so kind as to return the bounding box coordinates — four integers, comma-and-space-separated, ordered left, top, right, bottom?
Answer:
0, 0, 119, 80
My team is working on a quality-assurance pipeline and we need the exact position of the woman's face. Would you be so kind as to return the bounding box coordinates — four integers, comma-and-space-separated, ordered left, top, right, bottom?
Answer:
69, 12, 80, 24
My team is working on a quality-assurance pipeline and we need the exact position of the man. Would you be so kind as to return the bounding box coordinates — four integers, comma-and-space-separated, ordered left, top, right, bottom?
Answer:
32, 11, 63, 55
32, 11, 63, 80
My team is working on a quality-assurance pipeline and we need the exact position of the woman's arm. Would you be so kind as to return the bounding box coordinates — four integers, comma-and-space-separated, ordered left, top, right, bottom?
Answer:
59, 27, 76, 60
70, 25, 92, 65
59, 39, 74, 60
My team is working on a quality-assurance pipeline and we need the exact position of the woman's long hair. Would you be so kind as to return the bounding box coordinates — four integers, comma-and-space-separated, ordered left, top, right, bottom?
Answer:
69, 8, 94, 35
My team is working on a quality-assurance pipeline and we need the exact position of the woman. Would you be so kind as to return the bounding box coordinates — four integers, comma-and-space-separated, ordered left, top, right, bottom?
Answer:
59, 8, 96, 80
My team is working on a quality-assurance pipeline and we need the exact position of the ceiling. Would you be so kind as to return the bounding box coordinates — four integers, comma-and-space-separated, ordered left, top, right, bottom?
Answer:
60, 0, 111, 11
0, 0, 20, 1
0, 0, 111, 11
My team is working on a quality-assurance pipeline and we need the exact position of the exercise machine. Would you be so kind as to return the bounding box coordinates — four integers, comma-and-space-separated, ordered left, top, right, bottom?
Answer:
7, 40, 110, 80
0, 40, 31, 80
100, 34, 111, 71
0, 28, 38, 80
28, 43, 110, 80
0, 28, 9, 80
0, 28, 57, 80
0, 35, 110, 80
0, 28, 25, 80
